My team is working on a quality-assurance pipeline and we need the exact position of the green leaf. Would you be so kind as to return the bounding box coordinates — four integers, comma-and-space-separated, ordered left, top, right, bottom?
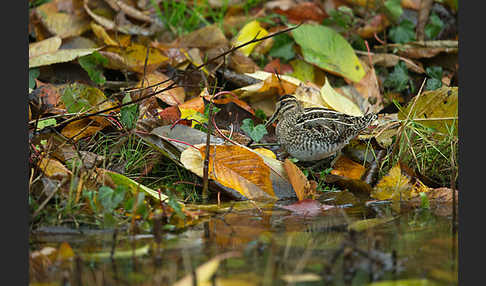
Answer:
167, 191, 185, 219
323, 6, 354, 29
425, 66, 443, 90
60, 83, 108, 113
98, 186, 126, 213
29, 68, 40, 89
388, 19, 416, 44
289, 59, 314, 82
425, 13, 444, 40
292, 24, 365, 82
120, 93, 139, 130
383, 0, 403, 22
255, 109, 267, 121
241, 118, 268, 143
78, 52, 108, 85
36, 118, 57, 130
383, 61, 410, 92
268, 33, 295, 61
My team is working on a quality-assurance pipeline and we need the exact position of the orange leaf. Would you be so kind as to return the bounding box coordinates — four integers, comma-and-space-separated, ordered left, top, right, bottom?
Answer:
61, 117, 109, 141
179, 96, 205, 113
258, 74, 298, 96
284, 159, 315, 200
330, 155, 365, 180
200, 145, 276, 200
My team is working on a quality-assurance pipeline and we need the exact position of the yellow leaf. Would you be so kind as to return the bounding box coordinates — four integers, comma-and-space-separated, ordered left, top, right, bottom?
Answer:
101, 44, 168, 73
29, 48, 99, 68
233, 20, 269, 56
320, 77, 363, 116
253, 148, 276, 159
372, 164, 430, 201
38, 157, 72, 178
174, 252, 240, 286
398, 86, 458, 135
179, 108, 207, 128
35, 2, 90, 38
90, 22, 118, 46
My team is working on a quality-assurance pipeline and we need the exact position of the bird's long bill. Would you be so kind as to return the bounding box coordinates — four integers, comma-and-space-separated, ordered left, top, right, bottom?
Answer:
265, 110, 278, 128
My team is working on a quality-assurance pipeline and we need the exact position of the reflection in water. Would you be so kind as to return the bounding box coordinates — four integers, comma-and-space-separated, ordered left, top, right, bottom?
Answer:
30, 204, 457, 285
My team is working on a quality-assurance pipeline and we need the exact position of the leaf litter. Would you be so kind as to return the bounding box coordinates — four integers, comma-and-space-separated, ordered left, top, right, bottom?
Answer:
28, 1, 458, 284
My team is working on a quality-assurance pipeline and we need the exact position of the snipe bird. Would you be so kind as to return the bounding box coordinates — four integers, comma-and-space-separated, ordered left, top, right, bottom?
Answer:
265, 94, 377, 162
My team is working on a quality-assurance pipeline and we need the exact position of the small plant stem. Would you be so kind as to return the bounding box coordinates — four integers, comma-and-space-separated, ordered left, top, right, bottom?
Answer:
202, 101, 214, 203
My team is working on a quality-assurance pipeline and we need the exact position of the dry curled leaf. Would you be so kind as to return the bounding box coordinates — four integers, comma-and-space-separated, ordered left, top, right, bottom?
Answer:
283, 159, 315, 200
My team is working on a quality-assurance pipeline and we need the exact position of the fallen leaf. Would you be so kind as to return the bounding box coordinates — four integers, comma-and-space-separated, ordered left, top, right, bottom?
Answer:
283, 159, 315, 200
100, 43, 168, 73
181, 144, 276, 200
103, 169, 172, 202
351, 59, 383, 113
375, 40, 458, 59
59, 83, 116, 113
81, 244, 150, 260
321, 77, 363, 116
372, 163, 430, 201
177, 24, 228, 48
35, 1, 90, 38
38, 157, 72, 178
83, 0, 152, 36
233, 20, 269, 56
292, 24, 365, 82
330, 155, 365, 180
61, 117, 110, 141
273, 2, 328, 23
398, 86, 458, 135
29, 36, 62, 59
90, 22, 118, 46
29, 48, 99, 68
138, 71, 185, 105
253, 148, 276, 160
356, 14, 390, 39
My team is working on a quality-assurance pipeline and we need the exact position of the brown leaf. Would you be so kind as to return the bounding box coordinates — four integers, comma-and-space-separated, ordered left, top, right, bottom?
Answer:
351, 59, 384, 113
138, 71, 185, 105
177, 24, 228, 48
356, 14, 390, 39
367, 53, 425, 74
263, 58, 293, 75
273, 2, 328, 24
283, 159, 315, 200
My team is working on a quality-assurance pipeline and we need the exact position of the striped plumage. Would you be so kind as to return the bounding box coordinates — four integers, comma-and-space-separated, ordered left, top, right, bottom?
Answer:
265, 94, 377, 162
